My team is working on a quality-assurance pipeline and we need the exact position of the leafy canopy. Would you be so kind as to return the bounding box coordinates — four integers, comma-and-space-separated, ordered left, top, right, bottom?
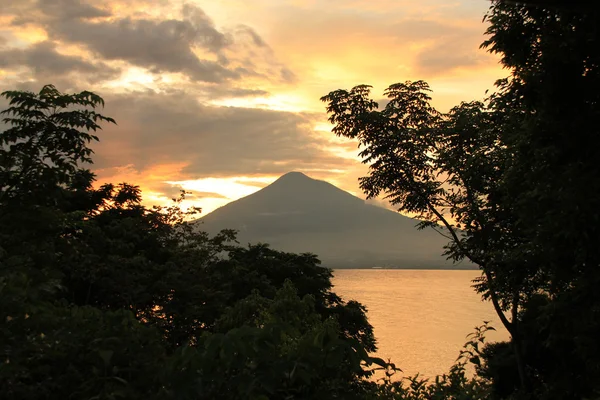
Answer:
0, 85, 390, 400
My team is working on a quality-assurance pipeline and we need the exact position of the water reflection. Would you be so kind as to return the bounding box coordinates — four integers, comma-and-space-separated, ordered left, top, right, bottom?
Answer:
332, 269, 509, 378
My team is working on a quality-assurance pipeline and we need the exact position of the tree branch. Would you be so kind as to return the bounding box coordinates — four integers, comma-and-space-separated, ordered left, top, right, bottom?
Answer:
421, 191, 514, 335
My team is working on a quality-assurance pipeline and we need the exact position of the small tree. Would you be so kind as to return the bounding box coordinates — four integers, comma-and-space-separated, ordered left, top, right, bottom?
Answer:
0, 84, 115, 206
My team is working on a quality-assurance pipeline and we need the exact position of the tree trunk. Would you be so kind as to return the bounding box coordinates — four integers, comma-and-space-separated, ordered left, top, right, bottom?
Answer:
511, 290, 529, 392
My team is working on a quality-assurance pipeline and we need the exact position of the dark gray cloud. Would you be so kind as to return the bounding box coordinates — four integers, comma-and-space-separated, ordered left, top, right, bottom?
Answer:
235, 25, 268, 48
3, 1, 293, 85
0, 41, 121, 83
38, 0, 112, 21
202, 86, 269, 99
6, 0, 111, 26
44, 11, 236, 82
91, 90, 352, 178
181, 3, 230, 52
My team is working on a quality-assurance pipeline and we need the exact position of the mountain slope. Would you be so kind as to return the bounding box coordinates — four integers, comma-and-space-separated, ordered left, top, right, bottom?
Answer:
196, 172, 471, 269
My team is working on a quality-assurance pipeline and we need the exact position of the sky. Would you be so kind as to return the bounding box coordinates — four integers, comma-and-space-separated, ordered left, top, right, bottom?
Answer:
0, 0, 504, 215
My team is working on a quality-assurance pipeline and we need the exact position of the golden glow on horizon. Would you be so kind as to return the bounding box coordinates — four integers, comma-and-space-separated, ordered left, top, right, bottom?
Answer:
165, 176, 277, 214
141, 191, 227, 217
168, 177, 273, 198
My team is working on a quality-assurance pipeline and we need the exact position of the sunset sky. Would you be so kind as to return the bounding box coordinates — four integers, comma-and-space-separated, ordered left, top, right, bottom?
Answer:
0, 0, 504, 215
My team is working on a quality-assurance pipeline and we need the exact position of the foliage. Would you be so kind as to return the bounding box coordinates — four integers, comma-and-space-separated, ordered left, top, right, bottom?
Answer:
163, 282, 376, 399
364, 323, 494, 400
481, 1, 600, 398
321, 82, 518, 338
483, 0, 600, 294
0, 85, 381, 399
1, 287, 166, 400
0, 85, 114, 206
321, 1, 600, 398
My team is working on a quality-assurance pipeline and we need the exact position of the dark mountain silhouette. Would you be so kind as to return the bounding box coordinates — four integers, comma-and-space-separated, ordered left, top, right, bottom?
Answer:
196, 171, 473, 269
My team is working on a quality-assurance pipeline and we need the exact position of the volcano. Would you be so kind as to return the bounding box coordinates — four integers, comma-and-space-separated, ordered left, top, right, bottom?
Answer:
196, 172, 471, 269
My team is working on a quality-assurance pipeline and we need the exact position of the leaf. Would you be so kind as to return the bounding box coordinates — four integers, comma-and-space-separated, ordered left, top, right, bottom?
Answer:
367, 356, 389, 368
112, 376, 128, 385
98, 349, 114, 367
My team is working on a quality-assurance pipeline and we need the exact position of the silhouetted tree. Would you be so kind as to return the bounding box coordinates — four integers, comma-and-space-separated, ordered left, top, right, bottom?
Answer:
482, 1, 600, 398
322, 0, 600, 397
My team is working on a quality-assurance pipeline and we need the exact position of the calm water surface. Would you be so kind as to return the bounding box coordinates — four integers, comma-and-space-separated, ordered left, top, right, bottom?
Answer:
332, 269, 509, 378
